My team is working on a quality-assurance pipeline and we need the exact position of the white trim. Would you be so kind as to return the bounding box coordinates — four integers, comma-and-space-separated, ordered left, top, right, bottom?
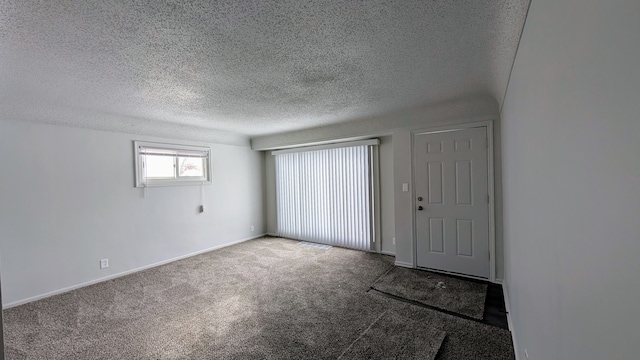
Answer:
416, 266, 488, 282
381, 250, 396, 256
253, 132, 394, 151
487, 121, 496, 282
271, 139, 380, 155
134, 141, 212, 188
410, 120, 497, 282
3, 234, 266, 309
501, 280, 520, 359
134, 141, 212, 153
394, 260, 414, 268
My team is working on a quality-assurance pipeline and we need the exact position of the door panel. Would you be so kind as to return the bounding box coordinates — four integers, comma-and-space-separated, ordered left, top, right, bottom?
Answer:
456, 219, 473, 256
415, 127, 489, 278
427, 162, 443, 204
455, 160, 472, 205
429, 218, 445, 253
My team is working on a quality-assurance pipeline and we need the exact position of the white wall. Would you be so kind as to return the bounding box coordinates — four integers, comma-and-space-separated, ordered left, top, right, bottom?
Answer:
0, 120, 265, 306
501, 0, 640, 359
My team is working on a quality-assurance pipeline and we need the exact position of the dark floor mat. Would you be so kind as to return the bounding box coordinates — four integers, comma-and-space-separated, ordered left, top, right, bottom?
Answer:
372, 267, 487, 320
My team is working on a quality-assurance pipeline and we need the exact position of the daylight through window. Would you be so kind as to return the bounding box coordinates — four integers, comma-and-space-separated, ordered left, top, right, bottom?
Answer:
134, 141, 211, 187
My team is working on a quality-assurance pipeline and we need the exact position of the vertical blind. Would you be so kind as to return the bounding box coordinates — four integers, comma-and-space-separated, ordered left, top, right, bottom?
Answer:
274, 143, 375, 251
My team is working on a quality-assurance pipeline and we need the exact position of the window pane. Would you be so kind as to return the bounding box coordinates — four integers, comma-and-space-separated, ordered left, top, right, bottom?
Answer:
135, 141, 211, 187
145, 155, 175, 179
178, 157, 204, 177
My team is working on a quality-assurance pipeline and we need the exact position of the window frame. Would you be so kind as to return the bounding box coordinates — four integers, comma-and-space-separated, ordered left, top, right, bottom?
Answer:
134, 141, 212, 187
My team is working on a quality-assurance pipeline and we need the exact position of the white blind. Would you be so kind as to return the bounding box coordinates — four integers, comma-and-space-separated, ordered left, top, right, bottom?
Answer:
275, 145, 373, 251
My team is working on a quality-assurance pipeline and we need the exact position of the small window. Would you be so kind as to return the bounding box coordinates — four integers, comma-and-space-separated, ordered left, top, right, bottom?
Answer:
134, 141, 211, 187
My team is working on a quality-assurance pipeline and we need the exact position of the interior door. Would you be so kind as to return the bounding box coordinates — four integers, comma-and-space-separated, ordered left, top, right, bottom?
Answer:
414, 127, 490, 278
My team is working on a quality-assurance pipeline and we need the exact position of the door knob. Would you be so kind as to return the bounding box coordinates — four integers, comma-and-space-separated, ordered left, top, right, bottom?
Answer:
417, 196, 423, 201
417, 206, 424, 211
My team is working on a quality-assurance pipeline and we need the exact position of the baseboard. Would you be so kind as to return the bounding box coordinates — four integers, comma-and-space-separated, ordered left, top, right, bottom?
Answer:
394, 260, 414, 268
266, 232, 278, 237
501, 280, 520, 359
3, 233, 266, 309
380, 250, 396, 256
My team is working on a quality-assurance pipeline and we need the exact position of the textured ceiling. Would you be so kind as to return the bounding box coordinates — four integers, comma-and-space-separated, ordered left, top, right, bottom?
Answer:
0, 0, 529, 142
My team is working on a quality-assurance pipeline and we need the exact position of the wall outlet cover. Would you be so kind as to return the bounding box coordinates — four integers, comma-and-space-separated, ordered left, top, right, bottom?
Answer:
100, 258, 109, 269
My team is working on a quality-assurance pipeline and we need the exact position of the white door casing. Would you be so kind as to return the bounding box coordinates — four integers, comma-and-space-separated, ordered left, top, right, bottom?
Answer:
414, 127, 490, 278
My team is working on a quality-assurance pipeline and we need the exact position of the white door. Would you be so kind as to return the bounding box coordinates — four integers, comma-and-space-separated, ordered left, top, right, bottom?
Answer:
414, 127, 490, 278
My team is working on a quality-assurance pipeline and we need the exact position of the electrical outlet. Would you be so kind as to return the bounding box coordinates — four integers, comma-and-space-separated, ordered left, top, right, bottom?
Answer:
251, 225, 255, 232
100, 258, 109, 269
524, 348, 529, 359
392, 237, 396, 245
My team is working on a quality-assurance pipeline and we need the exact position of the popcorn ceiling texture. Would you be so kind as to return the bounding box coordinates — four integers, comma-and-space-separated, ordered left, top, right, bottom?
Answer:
251, 94, 499, 150
0, 1, 529, 144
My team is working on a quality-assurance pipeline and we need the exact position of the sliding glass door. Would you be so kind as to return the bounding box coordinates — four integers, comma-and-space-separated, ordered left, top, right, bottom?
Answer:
274, 141, 377, 251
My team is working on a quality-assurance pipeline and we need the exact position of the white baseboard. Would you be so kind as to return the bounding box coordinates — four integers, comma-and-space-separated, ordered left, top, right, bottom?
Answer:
380, 250, 396, 256
394, 260, 414, 268
3, 233, 266, 309
501, 281, 520, 359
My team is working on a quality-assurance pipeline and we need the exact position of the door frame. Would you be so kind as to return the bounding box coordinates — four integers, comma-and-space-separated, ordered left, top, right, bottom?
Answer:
411, 120, 496, 282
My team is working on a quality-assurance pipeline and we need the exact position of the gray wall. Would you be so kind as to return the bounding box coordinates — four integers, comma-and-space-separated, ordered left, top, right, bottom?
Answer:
0, 269, 3, 360
256, 96, 504, 280
501, 0, 640, 359
264, 151, 277, 235
252, 95, 497, 150
0, 120, 265, 306
390, 119, 503, 277
391, 129, 413, 266
378, 136, 395, 255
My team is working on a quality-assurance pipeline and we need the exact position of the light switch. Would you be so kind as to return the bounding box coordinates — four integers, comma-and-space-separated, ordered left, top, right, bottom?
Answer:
402, 183, 409, 192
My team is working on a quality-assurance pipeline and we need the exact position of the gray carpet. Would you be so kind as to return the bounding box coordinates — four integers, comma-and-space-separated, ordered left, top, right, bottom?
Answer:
339, 311, 446, 360
372, 266, 488, 320
3, 237, 513, 359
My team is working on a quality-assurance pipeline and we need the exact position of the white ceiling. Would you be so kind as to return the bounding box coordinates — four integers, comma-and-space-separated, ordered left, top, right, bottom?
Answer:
0, 1, 529, 141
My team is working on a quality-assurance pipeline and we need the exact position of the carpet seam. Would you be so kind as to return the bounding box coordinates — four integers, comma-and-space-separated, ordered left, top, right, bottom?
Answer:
369, 264, 396, 287
336, 310, 388, 360
370, 266, 487, 320
367, 288, 494, 326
